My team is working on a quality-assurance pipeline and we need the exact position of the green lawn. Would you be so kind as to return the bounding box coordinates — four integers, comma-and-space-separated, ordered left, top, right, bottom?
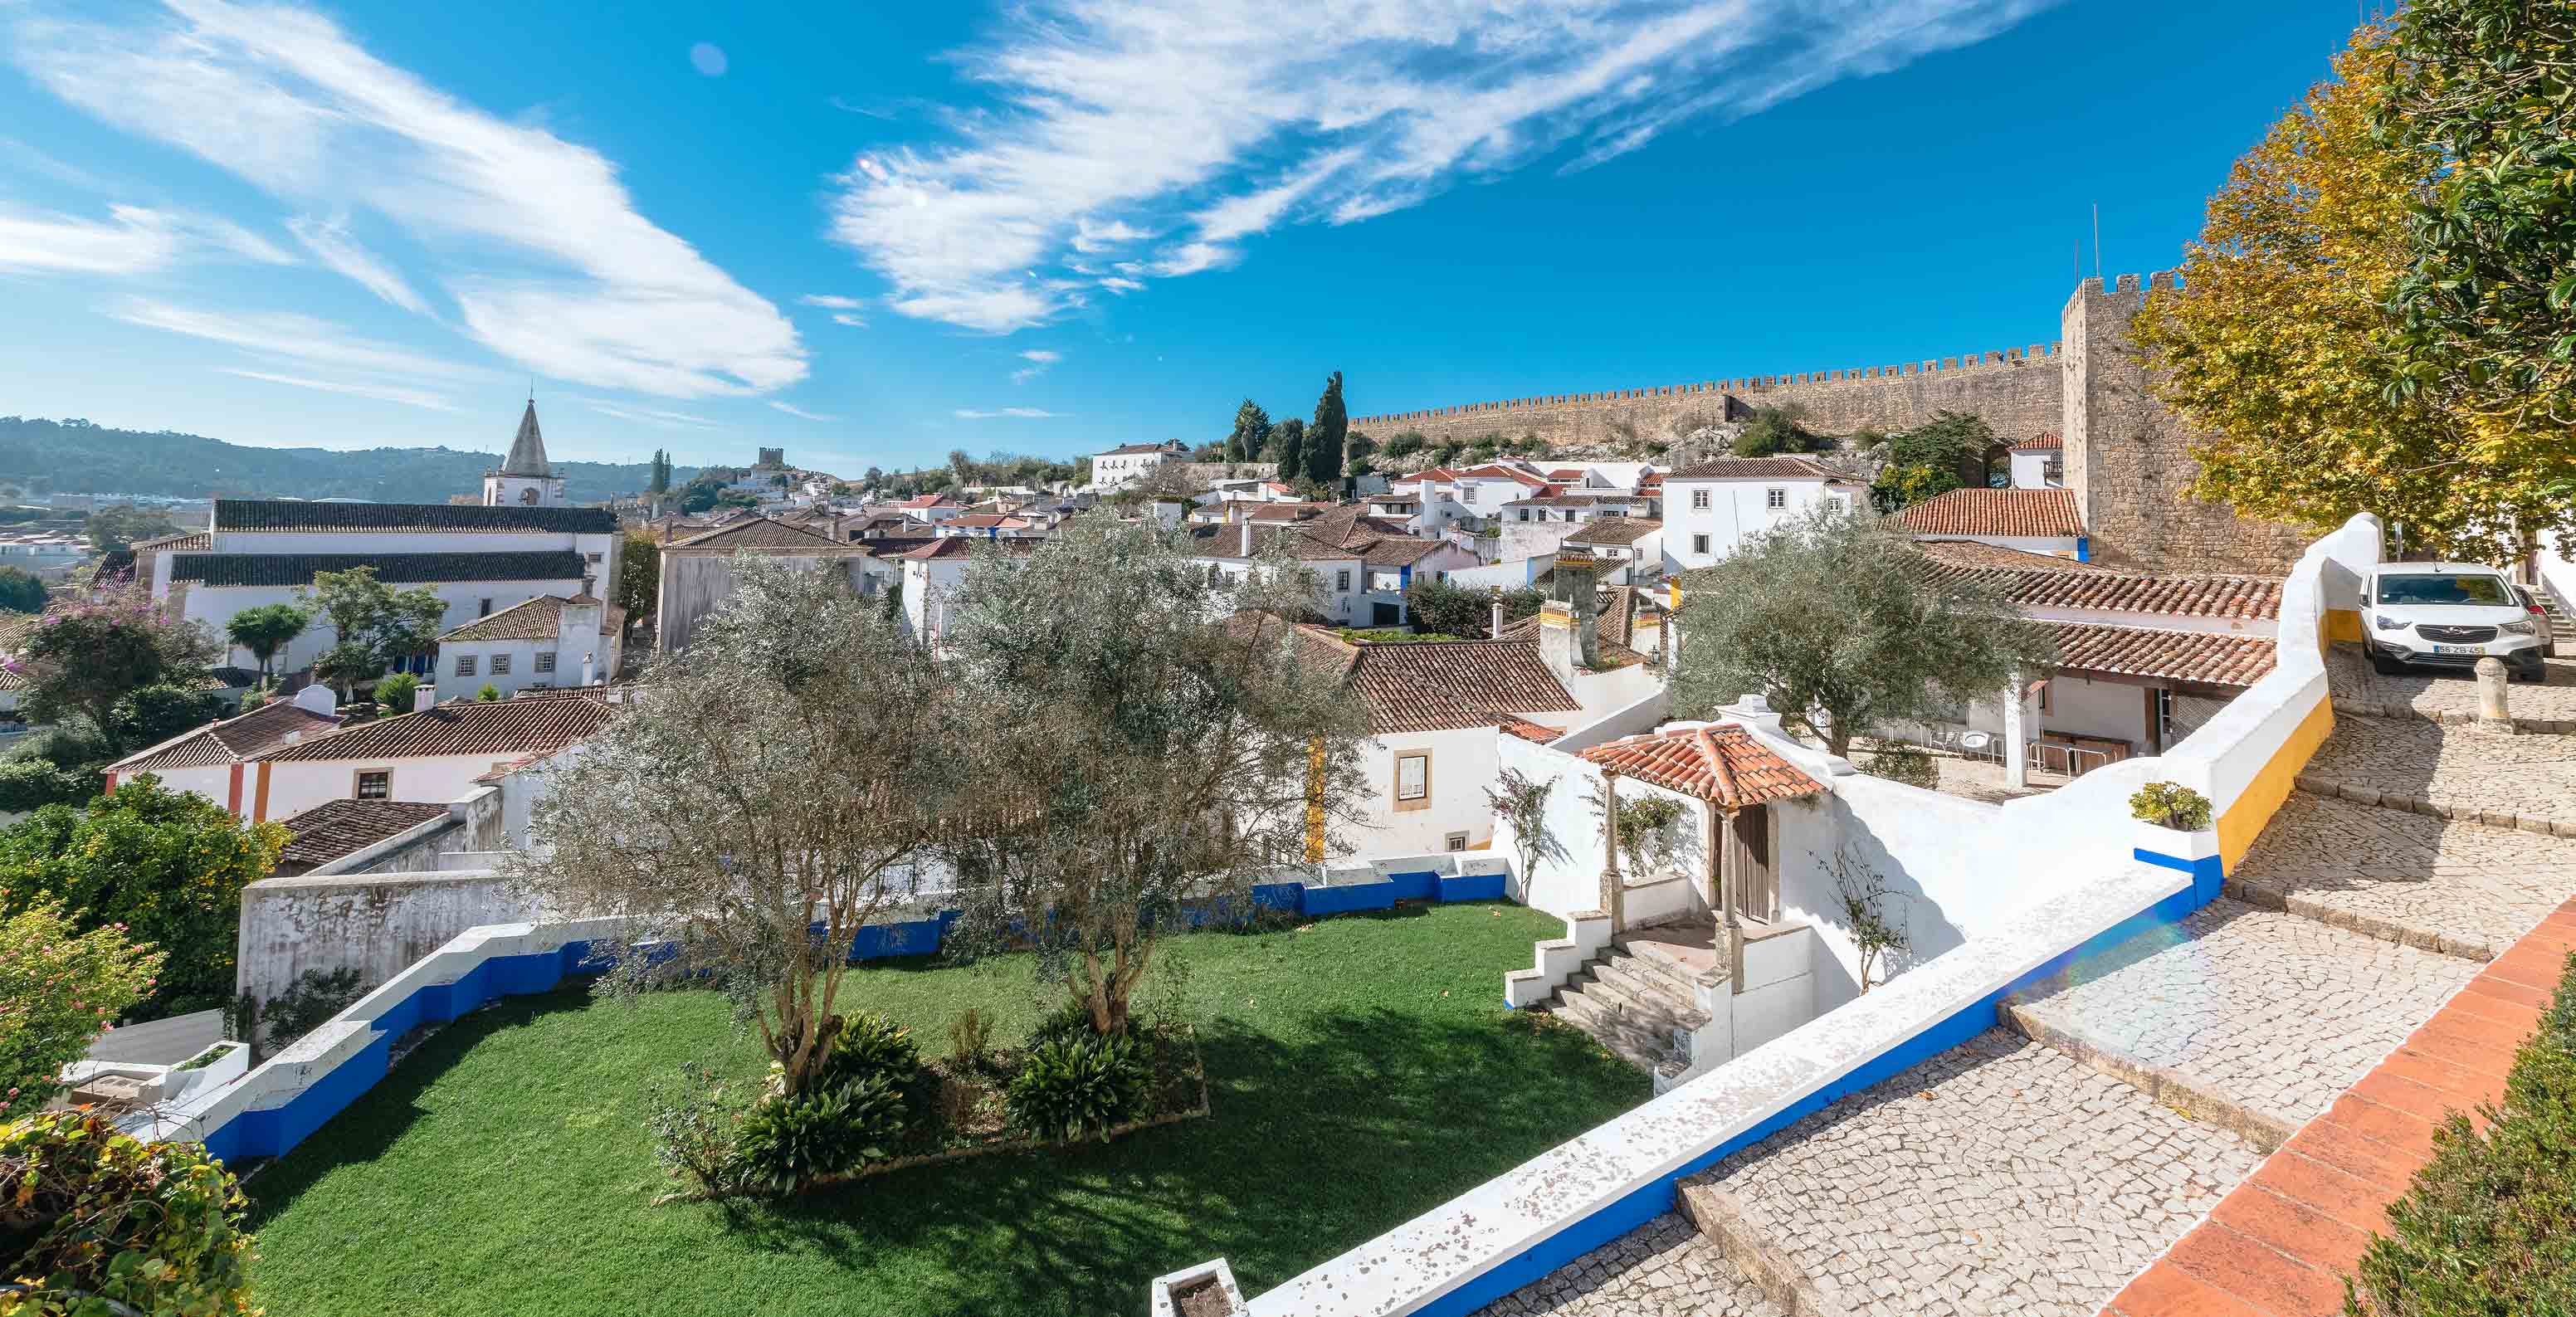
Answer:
245, 903, 1649, 1317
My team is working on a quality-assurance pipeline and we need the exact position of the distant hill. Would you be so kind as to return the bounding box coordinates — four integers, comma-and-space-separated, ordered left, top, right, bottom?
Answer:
0, 416, 698, 505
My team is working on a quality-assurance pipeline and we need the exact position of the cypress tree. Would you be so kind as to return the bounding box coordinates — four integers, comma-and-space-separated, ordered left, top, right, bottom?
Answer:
1306, 371, 1347, 485
1272, 417, 1307, 482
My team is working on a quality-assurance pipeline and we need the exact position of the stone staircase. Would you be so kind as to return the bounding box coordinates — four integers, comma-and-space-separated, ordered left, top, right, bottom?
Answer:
1544, 937, 1715, 1086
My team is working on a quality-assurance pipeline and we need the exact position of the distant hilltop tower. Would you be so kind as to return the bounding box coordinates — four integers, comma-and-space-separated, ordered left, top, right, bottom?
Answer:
483, 399, 566, 507
757, 446, 786, 470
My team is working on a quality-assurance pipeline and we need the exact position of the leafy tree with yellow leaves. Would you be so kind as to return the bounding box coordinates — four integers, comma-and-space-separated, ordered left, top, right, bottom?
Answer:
2132, 25, 2576, 560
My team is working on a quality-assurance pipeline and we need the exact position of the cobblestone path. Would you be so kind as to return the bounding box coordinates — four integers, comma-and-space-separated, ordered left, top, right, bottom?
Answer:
1472, 1214, 1782, 1317
2230, 789, 2576, 959
2008, 899, 2476, 1129
2326, 646, 2576, 726
2300, 715, 2576, 832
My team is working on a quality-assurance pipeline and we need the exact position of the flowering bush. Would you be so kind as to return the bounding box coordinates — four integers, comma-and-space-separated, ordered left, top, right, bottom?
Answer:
0, 1109, 256, 1317
10, 583, 217, 742
0, 902, 161, 1113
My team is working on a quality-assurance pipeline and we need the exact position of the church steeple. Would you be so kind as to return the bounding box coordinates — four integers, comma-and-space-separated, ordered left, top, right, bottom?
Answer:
501, 398, 551, 476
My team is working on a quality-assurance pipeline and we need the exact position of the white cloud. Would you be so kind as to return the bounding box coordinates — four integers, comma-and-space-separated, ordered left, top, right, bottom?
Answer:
220, 367, 456, 411
768, 401, 840, 422
800, 294, 866, 309
827, 0, 2053, 331
0, 202, 289, 275
954, 407, 1062, 419
689, 41, 727, 77
578, 397, 720, 428
286, 213, 427, 312
1011, 347, 1060, 383
830, 312, 866, 327
108, 295, 488, 381
12, 0, 805, 398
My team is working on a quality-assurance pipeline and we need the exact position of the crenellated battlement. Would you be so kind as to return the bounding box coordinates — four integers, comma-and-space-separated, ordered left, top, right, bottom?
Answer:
1350, 341, 2065, 431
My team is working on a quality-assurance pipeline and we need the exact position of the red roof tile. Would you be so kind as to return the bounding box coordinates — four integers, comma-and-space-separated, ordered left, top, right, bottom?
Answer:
110, 700, 343, 773
1895, 488, 2083, 539
1578, 724, 1825, 810
273, 799, 451, 873
1915, 542, 2282, 621
2011, 432, 2063, 451
2047, 622, 2276, 691
1666, 456, 1845, 481
252, 692, 612, 763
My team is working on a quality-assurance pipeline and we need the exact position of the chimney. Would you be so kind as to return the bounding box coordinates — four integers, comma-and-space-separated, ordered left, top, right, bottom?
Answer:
1557, 552, 1601, 667
1239, 521, 1254, 557
415, 683, 437, 713
1488, 586, 1504, 639
582, 651, 596, 687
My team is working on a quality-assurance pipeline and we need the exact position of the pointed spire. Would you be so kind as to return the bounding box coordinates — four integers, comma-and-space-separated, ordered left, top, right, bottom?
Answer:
502, 398, 550, 476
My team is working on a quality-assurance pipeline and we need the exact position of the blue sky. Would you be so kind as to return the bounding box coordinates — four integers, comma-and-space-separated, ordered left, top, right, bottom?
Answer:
1, 0, 2362, 478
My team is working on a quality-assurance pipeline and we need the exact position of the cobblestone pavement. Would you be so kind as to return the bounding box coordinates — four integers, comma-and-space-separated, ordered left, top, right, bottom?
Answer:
2326, 646, 2576, 724
2230, 790, 2576, 958
1472, 1214, 1783, 1317
1684, 1030, 2263, 1317
2301, 714, 2576, 828
2011, 899, 2476, 1125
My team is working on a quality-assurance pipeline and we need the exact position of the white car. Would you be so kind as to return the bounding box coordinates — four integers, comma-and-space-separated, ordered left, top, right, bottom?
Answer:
2362, 563, 2548, 681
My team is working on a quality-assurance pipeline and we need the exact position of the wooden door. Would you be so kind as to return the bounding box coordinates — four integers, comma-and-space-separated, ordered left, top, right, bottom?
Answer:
1728, 805, 1776, 924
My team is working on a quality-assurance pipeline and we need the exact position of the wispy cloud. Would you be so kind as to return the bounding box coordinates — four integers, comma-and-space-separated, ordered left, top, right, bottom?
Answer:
0, 202, 289, 275
108, 295, 488, 381
220, 368, 457, 412
768, 401, 841, 422
954, 407, 1062, 419
286, 214, 427, 313
827, 0, 2052, 331
578, 397, 720, 428
1011, 348, 1060, 384
799, 293, 868, 327
12, 0, 804, 398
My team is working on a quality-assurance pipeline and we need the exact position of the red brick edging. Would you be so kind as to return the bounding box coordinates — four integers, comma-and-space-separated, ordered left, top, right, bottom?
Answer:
2101, 898, 2576, 1317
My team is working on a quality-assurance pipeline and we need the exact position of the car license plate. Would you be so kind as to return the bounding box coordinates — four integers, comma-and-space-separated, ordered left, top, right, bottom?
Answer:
2431, 644, 2481, 655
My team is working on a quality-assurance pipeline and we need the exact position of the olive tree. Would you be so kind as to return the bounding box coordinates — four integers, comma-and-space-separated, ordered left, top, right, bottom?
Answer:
936, 519, 1369, 1036
1671, 505, 2055, 758
510, 555, 955, 1097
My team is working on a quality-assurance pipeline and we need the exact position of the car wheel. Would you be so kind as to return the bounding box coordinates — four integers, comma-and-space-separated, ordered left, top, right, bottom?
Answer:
2369, 647, 2406, 676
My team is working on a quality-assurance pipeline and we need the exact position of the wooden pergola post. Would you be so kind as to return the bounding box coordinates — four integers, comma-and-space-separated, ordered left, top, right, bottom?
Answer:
1598, 767, 1624, 931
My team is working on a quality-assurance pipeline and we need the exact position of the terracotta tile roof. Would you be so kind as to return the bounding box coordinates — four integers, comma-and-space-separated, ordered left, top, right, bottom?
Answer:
859, 537, 939, 559
109, 700, 343, 772
2047, 622, 2276, 691
1345, 636, 1582, 733
942, 514, 1032, 530
1495, 586, 1657, 664
1916, 544, 2283, 621
895, 536, 1042, 560
251, 692, 612, 763
437, 593, 607, 642
213, 499, 614, 534
1505, 493, 1648, 509
1894, 487, 2083, 539
1101, 441, 1185, 456
1500, 716, 1564, 744
1546, 468, 1586, 480
894, 495, 959, 510
274, 799, 451, 873
130, 530, 212, 552
1666, 456, 1844, 481
664, 517, 848, 550
1453, 464, 1549, 486
2011, 432, 2064, 451
169, 550, 588, 588
1567, 517, 1662, 546
1243, 503, 1326, 521
1578, 723, 1825, 810
1355, 538, 1447, 568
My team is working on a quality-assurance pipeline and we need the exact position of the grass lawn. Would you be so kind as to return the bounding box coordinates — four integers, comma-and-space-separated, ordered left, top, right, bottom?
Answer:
245, 902, 1649, 1316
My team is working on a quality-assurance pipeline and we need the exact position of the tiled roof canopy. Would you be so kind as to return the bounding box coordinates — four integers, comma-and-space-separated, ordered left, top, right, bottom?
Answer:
1915, 543, 2283, 621
130, 530, 212, 553
1666, 456, 1843, 481
274, 799, 452, 873
252, 692, 612, 763
213, 500, 615, 534
1894, 488, 2082, 539
1568, 517, 1662, 546
2011, 432, 2064, 451
663, 517, 852, 551
1579, 723, 1825, 811
170, 550, 588, 588
109, 700, 342, 773
1345, 637, 1583, 733
2046, 622, 2276, 692
895, 536, 1042, 560
438, 592, 601, 642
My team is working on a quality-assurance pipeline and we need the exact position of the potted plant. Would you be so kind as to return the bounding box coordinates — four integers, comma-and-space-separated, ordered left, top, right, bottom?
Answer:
2129, 781, 2222, 900
1149, 1258, 1244, 1317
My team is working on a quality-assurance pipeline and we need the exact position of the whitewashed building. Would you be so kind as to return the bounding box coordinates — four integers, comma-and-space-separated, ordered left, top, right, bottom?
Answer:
1660, 456, 1864, 571
434, 593, 618, 698
1089, 441, 1188, 490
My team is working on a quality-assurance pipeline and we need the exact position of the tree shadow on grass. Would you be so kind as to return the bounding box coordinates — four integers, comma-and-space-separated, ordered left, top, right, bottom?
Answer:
697, 1005, 1644, 1316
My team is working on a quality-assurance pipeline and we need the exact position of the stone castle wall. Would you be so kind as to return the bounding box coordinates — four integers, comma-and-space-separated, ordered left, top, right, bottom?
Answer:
1351, 346, 2067, 450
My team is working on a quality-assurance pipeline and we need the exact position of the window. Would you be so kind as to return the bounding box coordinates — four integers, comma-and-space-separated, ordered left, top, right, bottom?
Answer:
355, 770, 390, 801
585, 551, 603, 565
454, 653, 478, 677
1395, 754, 1428, 803
1444, 832, 1469, 852
1690, 488, 1710, 510
1692, 534, 1711, 555
534, 651, 556, 674
489, 653, 511, 675
1461, 485, 1477, 504
479, 598, 494, 617
1765, 488, 1787, 510
1335, 569, 1352, 592
1516, 508, 1530, 522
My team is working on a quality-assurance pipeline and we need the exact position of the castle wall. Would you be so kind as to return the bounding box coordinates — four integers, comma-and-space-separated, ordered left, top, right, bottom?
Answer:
1351, 347, 2066, 451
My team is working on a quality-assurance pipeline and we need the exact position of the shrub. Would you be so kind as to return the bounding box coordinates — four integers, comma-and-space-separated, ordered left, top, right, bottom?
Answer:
733, 1071, 905, 1193
1006, 1033, 1149, 1143
948, 1007, 994, 1071
1029, 997, 1100, 1049
2344, 952, 2576, 1315
1381, 432, 1426, 458
1866, 744, 1940, 790
2130, 781, 2213, 830
0, 904, 162, 1113
812, 1011, 918, 1091
642, 1061, 754, 1199
0, 1109, 255, 1315
258, 967, 365, 1050
374, 672, 419, 715
475, 683, 500, 702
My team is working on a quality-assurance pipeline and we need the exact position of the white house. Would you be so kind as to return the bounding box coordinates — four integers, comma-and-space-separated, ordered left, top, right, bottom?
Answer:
1359, 537, 1483, 628
895, 535, 1040, 649
100, 687, 346, 815
1183, 521, 1369, 627
1892, 487, 2086, 560
1089, 441, 1188, 490
434, 593, 619, 698
1661, 456, 1863, 572
2007, 433, 2064, 490
654, 518, 880, 655
1496, 492, 1656, 561
1561, 518, 1667, 585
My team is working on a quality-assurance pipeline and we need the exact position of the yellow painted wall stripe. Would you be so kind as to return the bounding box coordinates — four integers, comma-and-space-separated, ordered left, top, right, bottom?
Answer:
2215, 695, 2334, 871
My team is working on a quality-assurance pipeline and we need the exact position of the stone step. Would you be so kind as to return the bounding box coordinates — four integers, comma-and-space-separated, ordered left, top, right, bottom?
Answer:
1586, 957, 1712, 1029
1546, 988, 1687, 1080
2295, 770, 2576, 838
1612, 937, 1716, 998
2227, 789, 2576, 963
1553, 982, 1688, 1054
2003, 898, 2478, 1145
